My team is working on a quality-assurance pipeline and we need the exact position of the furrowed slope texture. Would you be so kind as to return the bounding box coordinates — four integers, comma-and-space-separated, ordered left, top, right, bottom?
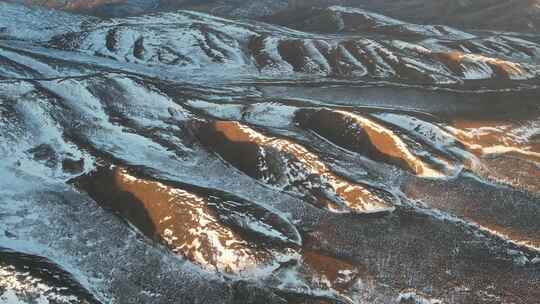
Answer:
39, 7, 540, 84
0, 3, 539, 304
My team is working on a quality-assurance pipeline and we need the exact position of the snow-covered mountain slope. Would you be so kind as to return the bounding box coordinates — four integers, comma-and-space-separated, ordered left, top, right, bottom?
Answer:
32, 6, 540, 84
277, 0, 540, 34
5, 0, 288, 18
0, 3, 539, 304
269, 5, 475, 39
10, 0, 540, 34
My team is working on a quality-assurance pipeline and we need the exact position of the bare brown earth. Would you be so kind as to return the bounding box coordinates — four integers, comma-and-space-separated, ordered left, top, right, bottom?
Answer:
0, 2, 539, 304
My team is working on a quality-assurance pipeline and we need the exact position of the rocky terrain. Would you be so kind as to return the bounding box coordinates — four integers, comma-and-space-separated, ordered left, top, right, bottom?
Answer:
276, 0, 540, 33
8, 0, 540, 32
0, 2, 539, 304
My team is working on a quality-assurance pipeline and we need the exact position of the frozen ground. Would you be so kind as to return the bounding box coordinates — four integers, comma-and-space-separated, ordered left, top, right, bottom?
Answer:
0, 2, 539, 303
